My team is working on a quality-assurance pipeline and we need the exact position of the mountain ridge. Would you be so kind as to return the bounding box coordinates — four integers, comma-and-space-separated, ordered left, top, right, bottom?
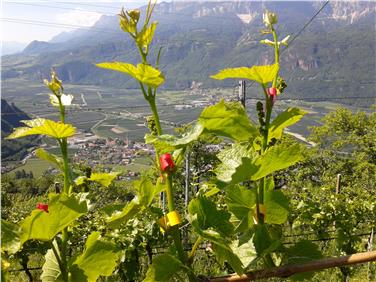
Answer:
1, 1, 375, 106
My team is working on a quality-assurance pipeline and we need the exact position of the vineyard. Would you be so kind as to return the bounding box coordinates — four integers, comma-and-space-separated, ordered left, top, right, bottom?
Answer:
1, 2, 375, 282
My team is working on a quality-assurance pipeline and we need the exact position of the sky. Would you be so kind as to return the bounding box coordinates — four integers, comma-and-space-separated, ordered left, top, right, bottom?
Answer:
1, 1, 148, 44
1, 0, 368, 45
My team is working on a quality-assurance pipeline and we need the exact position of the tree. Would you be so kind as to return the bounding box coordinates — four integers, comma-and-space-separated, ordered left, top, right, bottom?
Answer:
282, 106, 376, 280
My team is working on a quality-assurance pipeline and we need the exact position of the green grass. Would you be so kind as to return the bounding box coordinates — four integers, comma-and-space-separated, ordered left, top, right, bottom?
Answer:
46, 147, 78, 157
107, 155, 153, 174
133, 155, 153, 165
10, 158, 57, 178
127, 162, 151, 173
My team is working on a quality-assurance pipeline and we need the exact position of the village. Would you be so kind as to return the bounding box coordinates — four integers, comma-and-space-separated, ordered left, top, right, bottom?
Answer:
69, 132, 154, 176
1, 132, 155, 178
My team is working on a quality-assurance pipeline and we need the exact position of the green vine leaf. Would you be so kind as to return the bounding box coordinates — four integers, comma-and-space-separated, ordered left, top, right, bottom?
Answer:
188, 197, 234, 237
226, 186, 257, 233
35, 148, 64, 171
88, 172, 118, 187
198, 100, 258, 141
285, 240, 323, 281
145, 123, 204, 153
71, 232, 121, 282
41, 240, 62, 282
216, 143, 302, 185
145, 100, 258, 152
251, 143, 303, 180
106, 200, 141, 229
137, 21, 158, 51
96, 62, 164, 88
212, 241, 244, 275
264, 190, 289, 224
143, 254, 191, 282
215, 143, 258, 184
286, 240, 323, 264
20, 193, 88, 244
188, 197, 243, 275
106, 177, 157, 228
75, 172, 119, 188
231, 239, 257, 268
211, 64, 279, 85
252, 224, 282, 262
133, 177, 157, 206
195, 228, 244, 275
268, 108, 307, 142
6, 119, 76, 140
1, 220, 21, 255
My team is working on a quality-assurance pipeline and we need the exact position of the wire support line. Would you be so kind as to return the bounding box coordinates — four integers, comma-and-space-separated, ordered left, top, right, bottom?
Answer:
24, 1, 274, 22
245, 96, 376, 102
8, 267, 42, 273
245, 0, 330, 90
6, 231, 374, 273
280, 1, 330, 55
4, 2, 112, 14
1, 18, 119, 34
283, 232, 372, 245
50, 0, 125, 10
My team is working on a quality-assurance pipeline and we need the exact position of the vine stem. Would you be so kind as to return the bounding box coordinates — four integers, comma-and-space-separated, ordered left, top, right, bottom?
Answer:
188, 236, 202, 264
255, 23, 280, 267
165, 174, 175, 211
143, 81, 187, 265
166, 174, 188, 264
271, 26, 280, 88
133, 19, 188, 269
147, 94, 163, 136
58, 137, 70, 281
57, 98, 70, 280
149, 91, 187, 265
259, 24, 280, 212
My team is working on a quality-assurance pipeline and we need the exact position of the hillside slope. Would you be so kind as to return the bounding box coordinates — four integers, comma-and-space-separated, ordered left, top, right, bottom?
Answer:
1, 99, 39, 161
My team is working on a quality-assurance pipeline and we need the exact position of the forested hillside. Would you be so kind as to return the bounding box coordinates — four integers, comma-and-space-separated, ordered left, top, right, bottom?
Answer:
1, 99, 39, 161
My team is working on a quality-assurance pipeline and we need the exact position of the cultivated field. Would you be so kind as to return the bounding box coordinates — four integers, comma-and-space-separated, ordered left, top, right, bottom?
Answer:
2, 79, 367, 143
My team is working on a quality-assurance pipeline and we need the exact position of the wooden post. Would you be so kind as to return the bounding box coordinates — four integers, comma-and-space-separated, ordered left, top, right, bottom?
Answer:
184, 151, 191, 244
368, 229, 374, 252
210, 251, 376, 282
239, 80, 246, 107
334, 174, 341, 235
160, 192, 166, 213
54, 182, 61, 193
367, 228, 374, 279
334, 174, 348, 282
184, 151, 190, 209
336, 174, 341, 194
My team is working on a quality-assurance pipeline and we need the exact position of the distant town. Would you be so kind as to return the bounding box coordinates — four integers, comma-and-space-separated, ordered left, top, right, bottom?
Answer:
70, 132, 154, 178
1, 131, 155, 178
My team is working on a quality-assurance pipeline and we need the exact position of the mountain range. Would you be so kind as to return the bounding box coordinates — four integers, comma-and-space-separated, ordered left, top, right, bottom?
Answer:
1, 41, 28, 56
1, 99, 40, 161
1, 1, 375, 106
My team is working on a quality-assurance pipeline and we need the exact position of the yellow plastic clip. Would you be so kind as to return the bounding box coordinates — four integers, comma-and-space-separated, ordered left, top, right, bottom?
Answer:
166, 211, 181, 227
158, 211, 182, 233
158, 216, 168, 234
259, 204, 266, 216
253, 204, 266, 224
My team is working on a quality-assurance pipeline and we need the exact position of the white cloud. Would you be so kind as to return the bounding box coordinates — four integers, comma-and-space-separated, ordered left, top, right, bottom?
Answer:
56, 8, 102, 27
